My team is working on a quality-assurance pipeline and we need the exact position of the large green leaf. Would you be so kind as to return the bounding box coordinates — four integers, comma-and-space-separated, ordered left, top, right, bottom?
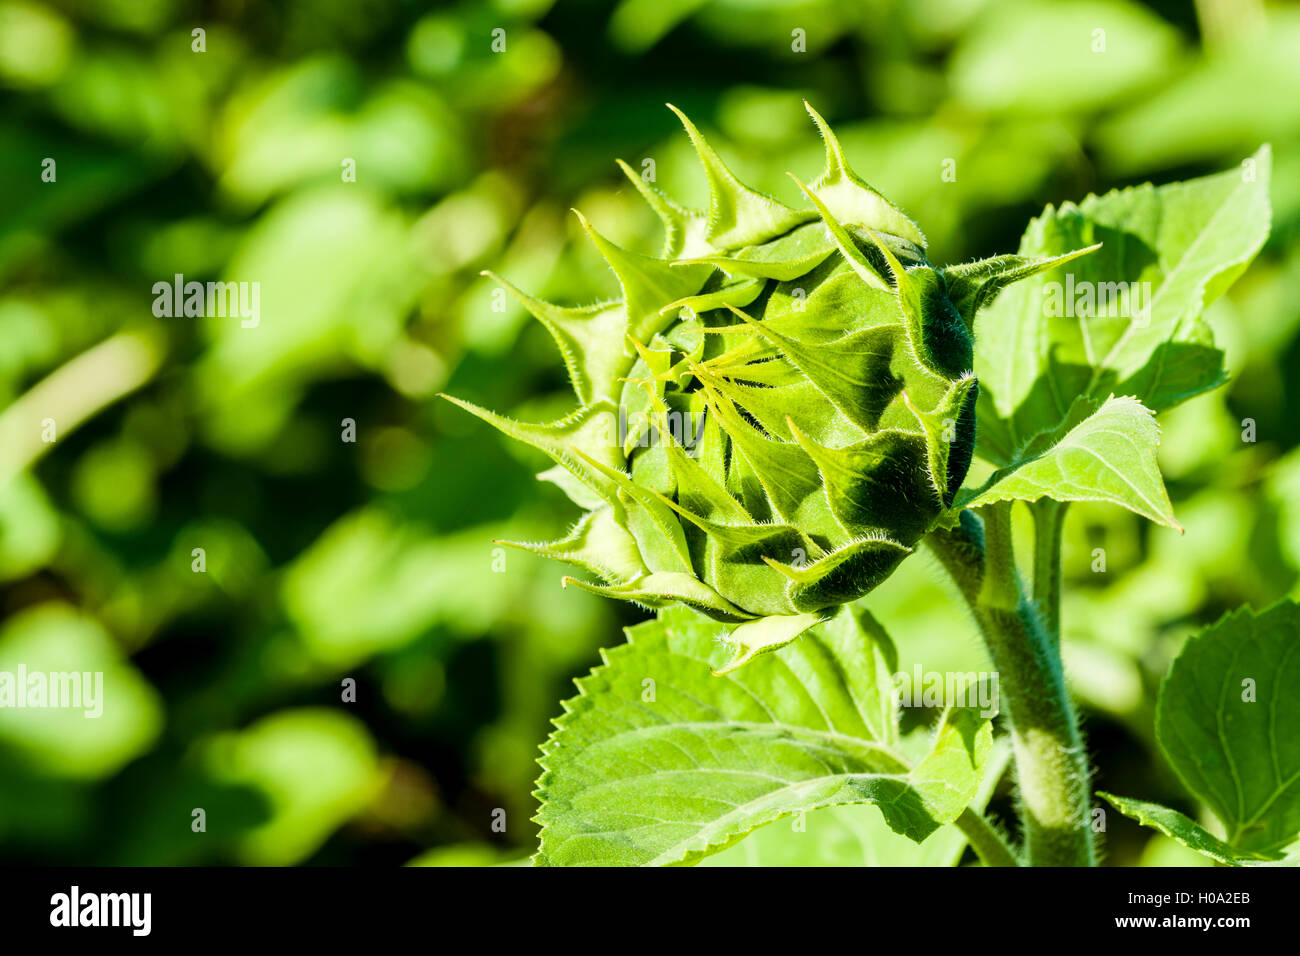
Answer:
974, 148, 1272, 467
534, 605, 993, 866
957, 395, 1178, 528
1155, 601, 1300, 855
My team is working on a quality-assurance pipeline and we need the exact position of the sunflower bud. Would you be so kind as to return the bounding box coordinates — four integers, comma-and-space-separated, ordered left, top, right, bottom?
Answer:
444, 102, 1079, 671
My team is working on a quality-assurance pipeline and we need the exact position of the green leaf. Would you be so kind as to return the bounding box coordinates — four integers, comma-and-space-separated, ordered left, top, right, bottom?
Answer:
1098, 793, 1284, 867
534, 605, 993, 866
974, 149, 1272, 467
958, 395, 1179, 529
1155, 601, 1300, 855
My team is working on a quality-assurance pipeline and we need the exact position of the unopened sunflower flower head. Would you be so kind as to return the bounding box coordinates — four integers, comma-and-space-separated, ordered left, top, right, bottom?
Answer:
443, 103, 1088, 672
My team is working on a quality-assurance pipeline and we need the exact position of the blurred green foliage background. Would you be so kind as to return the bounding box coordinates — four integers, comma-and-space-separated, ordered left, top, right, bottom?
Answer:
0, 0, 1296, 866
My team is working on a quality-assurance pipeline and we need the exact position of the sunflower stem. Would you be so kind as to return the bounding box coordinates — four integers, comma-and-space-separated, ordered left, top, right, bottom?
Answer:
928, 506, 1095, 866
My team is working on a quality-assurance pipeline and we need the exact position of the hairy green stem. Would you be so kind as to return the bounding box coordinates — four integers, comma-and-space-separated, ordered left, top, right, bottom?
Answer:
954, 807, 1020, 867
1031, 499, 1067, 644
928, 505, 1095, 866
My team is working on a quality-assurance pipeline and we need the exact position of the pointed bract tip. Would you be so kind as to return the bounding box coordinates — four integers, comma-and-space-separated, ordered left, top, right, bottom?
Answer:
666, 103, 715, 149
802, 99, 829, 127
614, 158, 644, 186
665, 103, 698, 135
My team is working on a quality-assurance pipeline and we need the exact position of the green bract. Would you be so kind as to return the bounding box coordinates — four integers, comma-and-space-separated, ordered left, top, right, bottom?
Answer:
445, 103, 1089, 672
